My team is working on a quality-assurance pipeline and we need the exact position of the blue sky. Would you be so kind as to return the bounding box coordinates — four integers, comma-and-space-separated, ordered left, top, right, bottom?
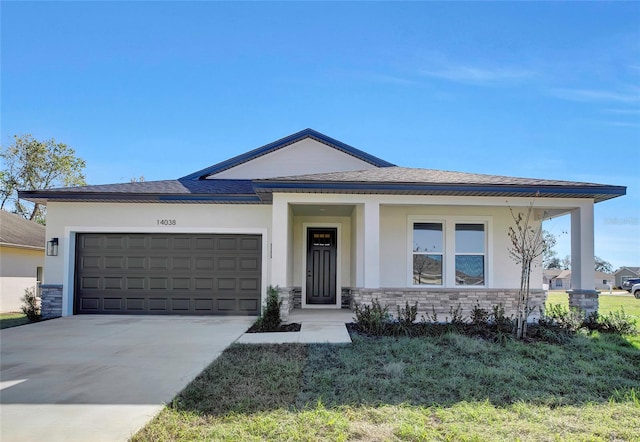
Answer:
2, 2, 639, 270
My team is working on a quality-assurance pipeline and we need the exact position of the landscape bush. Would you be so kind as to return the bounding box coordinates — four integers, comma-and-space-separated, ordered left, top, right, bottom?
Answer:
20, 286, 41, 322
351, 299, 636, 343
252, 285, 282, 332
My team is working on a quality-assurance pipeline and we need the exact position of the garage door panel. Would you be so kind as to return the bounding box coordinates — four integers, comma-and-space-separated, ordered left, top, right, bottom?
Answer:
104, 298, 123, 310
80, 298, 100, 311
171, 299, 190, 311
194, 299, 214, 311
239, 299, 259, 312
75, 233, 261, 315
81, 277, 100, 289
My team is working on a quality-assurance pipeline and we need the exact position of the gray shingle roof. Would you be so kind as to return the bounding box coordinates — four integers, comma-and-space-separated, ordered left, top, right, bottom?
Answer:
19, 179, 260, 204
259, 167, 608, 187
0, 210, 46, 249
252, 167, 625, 203
17, 132, 626, 205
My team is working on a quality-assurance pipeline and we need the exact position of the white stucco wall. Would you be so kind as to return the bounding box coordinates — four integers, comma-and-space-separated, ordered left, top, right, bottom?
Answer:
0, 246, 44, 312
44, 202, 273, 316
210, 138, 377, 179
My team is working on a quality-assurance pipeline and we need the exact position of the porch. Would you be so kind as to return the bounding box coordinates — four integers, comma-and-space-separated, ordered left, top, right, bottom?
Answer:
269, 193, 601, 318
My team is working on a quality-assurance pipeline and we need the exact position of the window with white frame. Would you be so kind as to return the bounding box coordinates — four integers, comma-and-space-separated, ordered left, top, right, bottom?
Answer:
410, 217, 489, 287
412, 222, 443, 285
454, 223, 485, 286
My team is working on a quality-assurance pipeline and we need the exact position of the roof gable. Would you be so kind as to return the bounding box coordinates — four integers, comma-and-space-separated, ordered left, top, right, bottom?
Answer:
181, 128, 395, 180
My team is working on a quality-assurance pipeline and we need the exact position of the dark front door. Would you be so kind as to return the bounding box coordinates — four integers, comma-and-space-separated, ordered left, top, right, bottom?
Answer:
306, 228, 337, 305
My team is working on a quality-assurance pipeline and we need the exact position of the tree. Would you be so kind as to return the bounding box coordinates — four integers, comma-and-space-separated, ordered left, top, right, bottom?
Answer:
546, 257, 561, 269
508, 198, 548, 339
594, 256, 613, 273
1, 134, 86, 224
561, 255, 571, 270
542, 230, 558, 269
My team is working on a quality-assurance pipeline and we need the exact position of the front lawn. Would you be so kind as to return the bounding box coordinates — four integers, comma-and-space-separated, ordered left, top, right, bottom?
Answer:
547, 290, 640, 319
0, 312, 30, 329
133, 332, 640, 441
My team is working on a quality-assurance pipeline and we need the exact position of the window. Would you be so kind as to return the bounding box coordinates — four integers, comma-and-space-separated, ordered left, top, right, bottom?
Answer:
455, 224, 485, 286
556, 279, 562, 288
409, 217, 490, 287
412, 223, 443, 285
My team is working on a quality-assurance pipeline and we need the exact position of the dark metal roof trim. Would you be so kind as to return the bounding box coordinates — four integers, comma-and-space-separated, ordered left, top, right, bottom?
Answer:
180, 128, 395, 180
18, 191, 263, 204
252, 181, 626, 203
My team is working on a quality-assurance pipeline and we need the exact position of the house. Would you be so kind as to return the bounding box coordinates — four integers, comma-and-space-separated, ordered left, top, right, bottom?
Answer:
544, 269, 614, 291
19, 129, 626, 320
543, 269, 563, 289
614, 267, 640, 289
0, 210, 45, 312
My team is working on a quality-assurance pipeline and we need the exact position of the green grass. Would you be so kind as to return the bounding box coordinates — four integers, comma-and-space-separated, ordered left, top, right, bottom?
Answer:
547, 290, 640, 319
133, 332, 640, 441
0, 312, 30, 329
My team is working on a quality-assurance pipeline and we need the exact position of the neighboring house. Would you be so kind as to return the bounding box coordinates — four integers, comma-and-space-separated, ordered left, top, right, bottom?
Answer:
0, 210, 45, 312
545, 269, 614, 291
543, 269, 563, 289
19, 129, 626, 319
614, 267, 640, 289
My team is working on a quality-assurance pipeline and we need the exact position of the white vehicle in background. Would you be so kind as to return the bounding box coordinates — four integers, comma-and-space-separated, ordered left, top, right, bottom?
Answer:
632, 283, 640, 299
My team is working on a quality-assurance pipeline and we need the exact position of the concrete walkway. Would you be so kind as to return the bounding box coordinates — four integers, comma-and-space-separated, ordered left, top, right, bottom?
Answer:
0, 315, 253, 442
236, 309, 353, 344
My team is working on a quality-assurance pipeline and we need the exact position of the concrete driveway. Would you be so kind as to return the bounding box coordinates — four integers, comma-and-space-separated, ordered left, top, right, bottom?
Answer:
0, 315, 253, 441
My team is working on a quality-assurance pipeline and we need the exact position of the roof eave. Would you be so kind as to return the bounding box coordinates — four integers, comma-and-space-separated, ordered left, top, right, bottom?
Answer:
18, 190, 264, 204
252, 181, 627, 203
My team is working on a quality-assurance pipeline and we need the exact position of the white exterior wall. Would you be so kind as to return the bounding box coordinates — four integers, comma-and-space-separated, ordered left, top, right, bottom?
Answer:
44, 202, 272, 316
210, 138, 377, 179
0, 246, 44, 312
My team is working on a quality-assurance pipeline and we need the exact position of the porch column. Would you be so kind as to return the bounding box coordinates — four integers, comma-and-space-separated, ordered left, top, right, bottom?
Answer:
568, 203, 598, 313
271, 196, 289, 288
363, 201, 380, 288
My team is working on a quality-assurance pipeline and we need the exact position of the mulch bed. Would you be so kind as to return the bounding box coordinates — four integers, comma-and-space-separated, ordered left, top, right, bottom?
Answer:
246, 322, 302, 333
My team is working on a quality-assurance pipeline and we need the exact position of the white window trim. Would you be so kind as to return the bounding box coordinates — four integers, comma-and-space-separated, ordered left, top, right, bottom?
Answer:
407, 215, 492, 289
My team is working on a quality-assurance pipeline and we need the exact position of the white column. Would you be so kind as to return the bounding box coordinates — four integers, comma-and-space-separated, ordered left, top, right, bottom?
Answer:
270, 195, 289, 288
363, 201, 380, 288
570, 204, 595, 291
354, 204, 365, 287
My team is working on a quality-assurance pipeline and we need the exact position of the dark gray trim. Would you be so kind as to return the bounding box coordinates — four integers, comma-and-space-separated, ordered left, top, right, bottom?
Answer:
252, 181, 626, 203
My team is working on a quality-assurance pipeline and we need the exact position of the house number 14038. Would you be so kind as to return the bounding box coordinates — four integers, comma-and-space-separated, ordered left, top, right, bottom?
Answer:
157, 219, 177, 226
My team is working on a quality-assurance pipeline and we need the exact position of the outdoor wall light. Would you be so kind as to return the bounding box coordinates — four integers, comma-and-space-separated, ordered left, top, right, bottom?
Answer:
47, 237, 59, 256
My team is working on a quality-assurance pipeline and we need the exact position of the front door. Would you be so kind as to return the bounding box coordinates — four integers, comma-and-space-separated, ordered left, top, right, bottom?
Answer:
306, 228, 337, 305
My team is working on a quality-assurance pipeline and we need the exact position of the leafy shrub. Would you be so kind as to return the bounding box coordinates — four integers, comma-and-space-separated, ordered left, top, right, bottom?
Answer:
539, 303, 583, 332
491, 304, 514, 334
353, 299, 391, 336
253, 285, 281, 331
470, 303, 490, 328
585, 309, 637, 335
446, 304, 466, 332
396, 301, 418, 326
21, 287, 41, 321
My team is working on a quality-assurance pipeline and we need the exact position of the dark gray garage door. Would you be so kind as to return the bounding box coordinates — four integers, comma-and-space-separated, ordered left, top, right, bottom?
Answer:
75, 233, 262, 315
